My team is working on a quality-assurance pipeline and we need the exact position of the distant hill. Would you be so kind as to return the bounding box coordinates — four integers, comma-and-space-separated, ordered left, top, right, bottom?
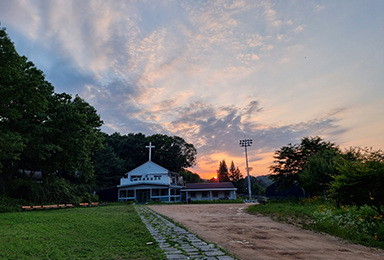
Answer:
254, 175, 273, 188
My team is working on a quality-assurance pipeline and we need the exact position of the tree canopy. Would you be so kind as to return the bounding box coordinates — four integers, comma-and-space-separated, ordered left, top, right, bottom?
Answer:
330, 148, 384, 214
0, 25, 104, 203
229, 160, 242, 183
147, 134, 197, 172
92, 133, 198, 188
269, 136, 340, 192
217, 159, 230, 182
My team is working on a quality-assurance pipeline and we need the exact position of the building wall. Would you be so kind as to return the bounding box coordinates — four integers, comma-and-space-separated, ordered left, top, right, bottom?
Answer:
187, 190, 236, 201
118, 186, 181, 202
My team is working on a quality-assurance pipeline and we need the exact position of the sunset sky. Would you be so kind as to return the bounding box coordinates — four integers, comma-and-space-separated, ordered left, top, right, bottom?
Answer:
1, 0, 383, 179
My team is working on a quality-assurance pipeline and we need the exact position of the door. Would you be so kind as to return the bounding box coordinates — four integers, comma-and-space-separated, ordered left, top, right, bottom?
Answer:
136, 189, 150, 203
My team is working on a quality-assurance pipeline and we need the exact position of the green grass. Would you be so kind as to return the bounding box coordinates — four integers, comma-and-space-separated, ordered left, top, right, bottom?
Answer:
0, 204, 165, 259
247, 198, 384, 250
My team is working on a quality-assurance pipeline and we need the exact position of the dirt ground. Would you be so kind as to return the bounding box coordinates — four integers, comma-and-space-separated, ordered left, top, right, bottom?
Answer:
148, 203, 384, 260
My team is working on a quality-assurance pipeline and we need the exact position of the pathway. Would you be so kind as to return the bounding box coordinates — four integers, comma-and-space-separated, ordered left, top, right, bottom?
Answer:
135, 206, 236, 260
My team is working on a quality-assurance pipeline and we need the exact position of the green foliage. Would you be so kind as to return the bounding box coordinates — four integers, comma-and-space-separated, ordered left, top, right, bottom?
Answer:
179, 170, 202, 183
251, 182, 265, 196
92, 133, 198, 188
269, 136, 340, 192
43, 93, 104, 182
4, 177, 98, 207
299, 148, 340, 195
0, 196, 27, 213
0, 25, 104, 203
93, 143, 126, 189
235, 176, 269, 194
331, 148, 384, 215
0, 205, 165, 259
217, 159, 230, 182
228, 160, 242, 182
147, 134, 197, 172
0, 26, 54, 180
105, 132, 148, 170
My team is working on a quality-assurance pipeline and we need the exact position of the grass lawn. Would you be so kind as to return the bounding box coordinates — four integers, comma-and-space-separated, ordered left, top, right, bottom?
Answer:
0, 203, 165, 259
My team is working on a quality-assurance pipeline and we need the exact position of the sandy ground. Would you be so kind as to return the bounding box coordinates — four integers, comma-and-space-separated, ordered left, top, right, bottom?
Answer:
148, 204, 384, 260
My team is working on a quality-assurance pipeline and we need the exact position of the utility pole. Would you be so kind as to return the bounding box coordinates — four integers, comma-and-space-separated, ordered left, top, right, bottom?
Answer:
240, 139, 252, 200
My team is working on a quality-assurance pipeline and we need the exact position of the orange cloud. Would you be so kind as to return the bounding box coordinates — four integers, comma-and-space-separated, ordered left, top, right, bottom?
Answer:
190, 151, 275, 180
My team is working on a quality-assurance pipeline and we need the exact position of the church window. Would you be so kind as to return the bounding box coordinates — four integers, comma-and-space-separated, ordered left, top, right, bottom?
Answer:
127, 190, 134, 197
213, 192, 218, 197
119, 190, 126, 197
202, 192, 208, 198
160, 189, 168, 196
152, 189, 160, 196
225, 191, 230, 197
190, 192, 196, 198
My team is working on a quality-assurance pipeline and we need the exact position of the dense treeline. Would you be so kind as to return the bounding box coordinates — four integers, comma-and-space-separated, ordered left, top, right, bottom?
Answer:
93, 132, 197, 189
269, 136, 384, 214
0, 25, 197, 210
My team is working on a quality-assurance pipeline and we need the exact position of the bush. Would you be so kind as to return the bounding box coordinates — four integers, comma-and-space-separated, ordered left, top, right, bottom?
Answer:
0, 196, 26, 213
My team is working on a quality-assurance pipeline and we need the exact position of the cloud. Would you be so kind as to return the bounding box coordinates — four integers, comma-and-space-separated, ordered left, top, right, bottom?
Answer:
272, 20, 282, 27
2, 0, 382, 178
294, 25, 305, 32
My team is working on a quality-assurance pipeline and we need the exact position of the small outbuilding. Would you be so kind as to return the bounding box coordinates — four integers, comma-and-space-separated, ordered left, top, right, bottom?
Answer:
183, 182, 237, 202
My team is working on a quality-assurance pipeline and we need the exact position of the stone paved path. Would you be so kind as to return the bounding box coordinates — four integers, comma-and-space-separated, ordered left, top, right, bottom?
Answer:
136, 206, 236, 260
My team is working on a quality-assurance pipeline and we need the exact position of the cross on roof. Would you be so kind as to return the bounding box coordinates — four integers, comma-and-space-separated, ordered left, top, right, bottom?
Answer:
145, 142, 155, 161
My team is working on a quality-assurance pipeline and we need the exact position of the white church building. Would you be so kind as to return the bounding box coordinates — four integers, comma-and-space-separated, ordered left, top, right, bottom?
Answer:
117, 143, 183, 203
117, 142, 237, 203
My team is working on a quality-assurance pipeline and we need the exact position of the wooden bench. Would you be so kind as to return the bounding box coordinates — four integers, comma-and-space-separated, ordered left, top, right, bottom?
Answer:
79, 203, 89, 207
22, 206, 33, 211
32, 206, 43, 210
66, 204, 75, 208
58, 204, 67, 208
91, 202, 99, 207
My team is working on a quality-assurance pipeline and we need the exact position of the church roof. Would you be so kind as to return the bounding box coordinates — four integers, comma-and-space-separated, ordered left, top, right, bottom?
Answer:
124, 161, 169, 176
185, 182, 236, 190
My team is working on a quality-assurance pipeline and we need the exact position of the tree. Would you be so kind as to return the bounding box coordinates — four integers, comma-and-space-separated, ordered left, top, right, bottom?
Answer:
106, 132, 147, 171
330, 148, 384, 214
93, 142, 126, 189
269, 136, 339, 190
0, 25, 54, 183
228, 161, 242, 183
179, 170, 202, 184
37, 93, 104, 182
251, 182, 265, 196
217, 159, 230, 182
147, 134, 197, 172
298, 148, 340, 195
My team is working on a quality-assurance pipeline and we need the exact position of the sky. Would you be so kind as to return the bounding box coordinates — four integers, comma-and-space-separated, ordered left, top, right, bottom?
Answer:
1, 0, 383, 179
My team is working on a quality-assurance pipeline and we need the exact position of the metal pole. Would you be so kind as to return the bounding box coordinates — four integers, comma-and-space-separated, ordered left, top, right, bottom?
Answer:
244, 144, 252, 200
240, 139, 253, 201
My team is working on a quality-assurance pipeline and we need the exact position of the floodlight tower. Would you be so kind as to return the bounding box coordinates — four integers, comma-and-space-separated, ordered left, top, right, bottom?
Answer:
240, 139, 253, 200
